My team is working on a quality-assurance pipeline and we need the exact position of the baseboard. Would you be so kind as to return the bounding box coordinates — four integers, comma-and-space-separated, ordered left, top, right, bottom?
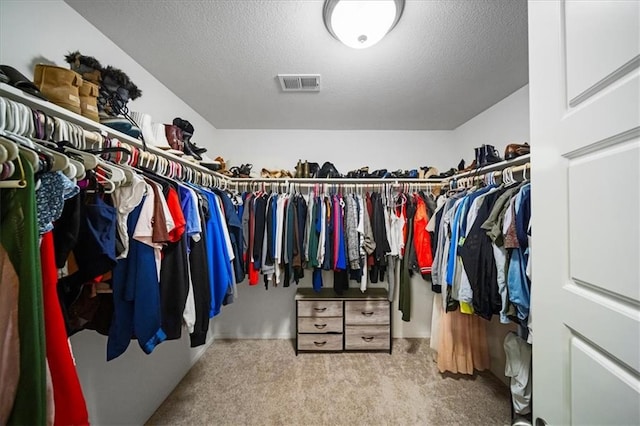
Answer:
212, 333, 430, 340
213, 332, 295, 340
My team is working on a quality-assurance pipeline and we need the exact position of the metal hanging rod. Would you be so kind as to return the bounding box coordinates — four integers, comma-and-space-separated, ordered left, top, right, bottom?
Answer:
226, 176, 443, 184
441, 154, 531, 182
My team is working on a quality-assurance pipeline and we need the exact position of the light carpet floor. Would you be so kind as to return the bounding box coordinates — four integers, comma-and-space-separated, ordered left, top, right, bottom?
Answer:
147, 339, 511, 426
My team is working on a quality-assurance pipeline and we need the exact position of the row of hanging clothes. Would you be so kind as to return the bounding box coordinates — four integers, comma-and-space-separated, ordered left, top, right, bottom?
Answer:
237, 181, 440, 320
0, 94, 237, 426
428, 164, 532, 415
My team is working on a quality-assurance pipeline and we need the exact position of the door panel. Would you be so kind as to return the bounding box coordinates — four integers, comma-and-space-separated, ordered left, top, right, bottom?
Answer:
568, 140, 640, 300
571, 337, 640, 426
564, 283, 640, 373
565, 0, 640, 105
529, 1, 640, 424
558, 75, 640, 157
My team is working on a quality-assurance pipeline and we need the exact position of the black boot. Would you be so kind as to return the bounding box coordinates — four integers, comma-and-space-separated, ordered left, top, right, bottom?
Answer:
173, 118, 207, 157
481, 144, 502, 166
318, 162, 341, 178
182, 137, 202, 160
475, 146, 484, 168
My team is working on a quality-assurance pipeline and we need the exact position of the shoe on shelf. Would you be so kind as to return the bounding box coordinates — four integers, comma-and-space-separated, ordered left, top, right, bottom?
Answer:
504, 142, 530, 160
236, 163, 252, 178
33, 64, 82, 114
433, 168, 457, 179
368, 169, 387, 179
461, 159, 477, 172
308, 162, 320, 178
0, 64, 48, 100
64, 50, 102, 85
151, 123, 183, 156
78, 80, 99, 122
347, 166, 370, 178
419, 166, 439, 179
479, 144, 502, 167
294, 159, 303, 177
173, 117, 207, 156
318, 162, 341, 178
181, 138, 202, 160
457, 159, 465, 171
164, 124, 185, 152
96, 65, 142, 138
214, 156, 228, 173
475, 147, 481, 167
198, 153, 221, 171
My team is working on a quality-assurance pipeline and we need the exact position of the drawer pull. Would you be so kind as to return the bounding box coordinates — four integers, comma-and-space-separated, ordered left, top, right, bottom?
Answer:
361, 311, 374, 316
314, 324, 327, 329
361, 336, 375, 342
313, 341, 327, 347
314, 307, 327, 312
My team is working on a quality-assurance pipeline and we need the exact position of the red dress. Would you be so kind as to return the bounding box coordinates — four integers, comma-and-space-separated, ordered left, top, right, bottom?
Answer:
41, 231, 89, 425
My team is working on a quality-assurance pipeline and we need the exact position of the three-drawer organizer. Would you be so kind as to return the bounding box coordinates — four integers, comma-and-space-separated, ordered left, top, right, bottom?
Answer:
295, 288, 391, 354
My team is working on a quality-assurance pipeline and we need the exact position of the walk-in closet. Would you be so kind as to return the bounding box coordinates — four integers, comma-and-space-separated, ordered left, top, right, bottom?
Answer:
0, 1, 638, 425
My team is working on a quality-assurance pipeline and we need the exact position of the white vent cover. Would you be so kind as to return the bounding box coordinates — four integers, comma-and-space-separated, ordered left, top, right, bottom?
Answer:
277, 74, 321, 92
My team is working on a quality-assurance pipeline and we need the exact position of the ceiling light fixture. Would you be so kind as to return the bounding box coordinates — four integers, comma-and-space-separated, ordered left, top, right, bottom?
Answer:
323, 0, 405, 49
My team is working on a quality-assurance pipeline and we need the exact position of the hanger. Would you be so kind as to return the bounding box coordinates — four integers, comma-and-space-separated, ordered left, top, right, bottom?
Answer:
29, 137, 71, 174
94, 161, 123, 193
0, 100, 67, 173
0, 141, 8, 164
0, 155, 27, 189
58, 143, 99, 170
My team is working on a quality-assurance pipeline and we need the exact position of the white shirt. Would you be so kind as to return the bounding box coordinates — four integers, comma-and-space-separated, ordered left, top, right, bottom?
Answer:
112, 173, 146, 259
133, 181, 174, 280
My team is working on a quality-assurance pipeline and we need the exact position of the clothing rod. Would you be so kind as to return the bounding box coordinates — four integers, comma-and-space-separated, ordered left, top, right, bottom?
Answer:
444, 162, 531, 186
226, 177, 444, 184
0, 84, 230, 180
442, 155, 531, 182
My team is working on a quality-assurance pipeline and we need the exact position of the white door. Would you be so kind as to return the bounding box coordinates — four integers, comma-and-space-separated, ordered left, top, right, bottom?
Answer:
529, 1, 640, 425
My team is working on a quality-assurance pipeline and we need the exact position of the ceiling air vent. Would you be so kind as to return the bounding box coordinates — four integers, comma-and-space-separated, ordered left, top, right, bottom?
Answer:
277, 74, 321, 92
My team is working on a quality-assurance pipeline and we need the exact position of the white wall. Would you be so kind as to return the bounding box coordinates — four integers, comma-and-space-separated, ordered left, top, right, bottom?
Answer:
210, 129, 459, 341
212, 86, 531, 367
452, 84, 530, 384
0, 1, 217, 424
213, 129, 458, 175
454, 85, 530, 164
0, 0, 217, 146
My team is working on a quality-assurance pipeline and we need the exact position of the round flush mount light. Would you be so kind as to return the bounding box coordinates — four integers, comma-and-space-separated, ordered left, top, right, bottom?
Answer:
323, 0, 405, 49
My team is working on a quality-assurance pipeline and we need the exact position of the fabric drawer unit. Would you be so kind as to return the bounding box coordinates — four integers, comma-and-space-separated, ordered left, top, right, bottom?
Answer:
297, 333, 343, 351
295, 288, 391, 354
297, 317, 343, 334
297, 300, 342, 317
344, 325, 391, 351
345, 300, 390, 325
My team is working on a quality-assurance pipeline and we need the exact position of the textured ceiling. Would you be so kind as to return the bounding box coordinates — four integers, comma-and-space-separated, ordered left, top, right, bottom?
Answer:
65, 0, 528, 130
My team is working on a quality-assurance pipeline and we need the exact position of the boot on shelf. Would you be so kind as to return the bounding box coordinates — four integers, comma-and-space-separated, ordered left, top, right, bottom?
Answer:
481, 144, 502, 167
64, 50, 102, 85
173, 117, 206, 159
78, 80, 99, 122
33, 64, 82, 114
98, 65, 142, 138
